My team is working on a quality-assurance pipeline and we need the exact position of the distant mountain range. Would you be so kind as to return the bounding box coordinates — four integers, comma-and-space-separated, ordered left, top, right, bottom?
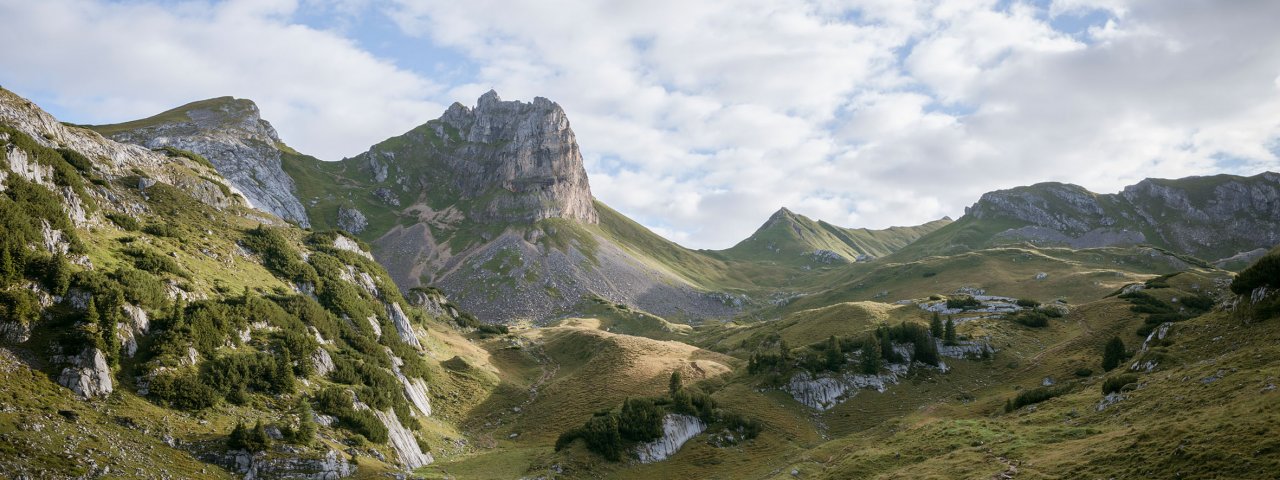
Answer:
90, 92, 1280, 322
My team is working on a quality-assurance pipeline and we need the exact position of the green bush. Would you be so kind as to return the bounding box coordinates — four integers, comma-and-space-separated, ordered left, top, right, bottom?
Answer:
1005, 384, 1072, 412
241, 226, 318, 286
228, 421, 271, 452
1102, 374, 1139, 394
121, 246, 185, 277
1102, 336, 1127, 371
1009, 310, 1049, 328
618, 397, 664, 442
1231, 253, 1280, 295
143, 223, 180, 238
947, 296, 981, 310
313, 387, 389, 443
1016, 298, 1041, 308
105, 213, 141, 231
148, 370, 218, 410
719, 411, 763, 440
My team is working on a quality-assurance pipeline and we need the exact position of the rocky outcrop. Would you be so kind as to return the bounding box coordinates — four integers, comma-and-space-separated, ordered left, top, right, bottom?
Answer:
0, 88, 247, 215
634, 414, 706, 463
370, 408, 433, 469
386, 302, 421, 349
785, 369, 897, 411
332, 234, 373, 260
92, 97, 310, 226
225, 448, 355, 479
0, 320, 32, 343
312, 348, 335, 378
964, 173, 1280, 261
58, 348, 113, 399
336, 206, 367, 235
432, 90, 597, 224
119, 304, 150, 357
387, 351, 432, 417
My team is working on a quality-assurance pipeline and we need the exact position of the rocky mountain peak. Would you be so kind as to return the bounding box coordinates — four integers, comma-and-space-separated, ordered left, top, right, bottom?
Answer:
423, 91, 598, 224
958, 173, 1280, 261
90, 97, 310, 227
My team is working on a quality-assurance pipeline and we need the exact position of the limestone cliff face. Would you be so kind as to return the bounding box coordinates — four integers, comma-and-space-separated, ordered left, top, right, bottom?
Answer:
92, 97, 311, 226
964, 173, 1280, 262
352, 90, 597, 225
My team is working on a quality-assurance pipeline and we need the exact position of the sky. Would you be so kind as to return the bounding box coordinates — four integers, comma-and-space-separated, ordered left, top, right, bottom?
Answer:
1, 0, 1278, 249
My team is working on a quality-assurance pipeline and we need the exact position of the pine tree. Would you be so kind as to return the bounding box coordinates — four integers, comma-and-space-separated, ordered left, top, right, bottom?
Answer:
295, 399, 317, 445
930, 312, 944, 339
250, 420, 270, 450
877, 325, 895, 362
944, 317, 957, 346
0, 246, 16, 285
1102, 336, 1127, 371
779, 339, 791, 363
47, 252, 71, 296
82, 298, 105, 351
669, 369, 683, 397
860, 334, 882, 375
824, 335, 844, 371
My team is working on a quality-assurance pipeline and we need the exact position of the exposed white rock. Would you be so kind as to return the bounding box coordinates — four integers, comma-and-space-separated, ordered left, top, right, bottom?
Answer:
229, 448, 355, 480
634, 414, 706, 463
1130, 322, 1173, 372
122, 304, 150, 333
386, 302, 421, 349
312, 348, 335, 378
936, 339, 994, 359
58, 348, 113, 399
337, 206, 367, 235
40, 220, 69, 255
785, 369, 897, 411
98, 97, 311, 227
366, 316, 382, 338
387, 350, 432, 417
0, 320, 32, 343
332, 234, 373, 260
370, 408, 433, 469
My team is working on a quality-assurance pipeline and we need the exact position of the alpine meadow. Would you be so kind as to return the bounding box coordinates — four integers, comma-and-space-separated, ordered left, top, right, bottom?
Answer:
2, 1, 1280, 479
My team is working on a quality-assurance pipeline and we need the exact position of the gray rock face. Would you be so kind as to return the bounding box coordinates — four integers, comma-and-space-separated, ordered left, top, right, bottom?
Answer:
355, 90, 597, 225
634, 414, 706, 463
58, 348, 113, 399
965, 173, 1280, 261
97, 97, 311, 226
337, 206, 367, 234
227, 448, 355, 480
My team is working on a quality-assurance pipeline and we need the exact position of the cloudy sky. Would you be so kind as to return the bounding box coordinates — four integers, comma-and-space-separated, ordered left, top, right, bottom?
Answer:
2, 0, 1278, 248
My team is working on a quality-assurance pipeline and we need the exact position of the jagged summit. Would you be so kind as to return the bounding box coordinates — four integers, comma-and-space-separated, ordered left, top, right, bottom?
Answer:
353, 90, 597, 226
89, 96, 311, 226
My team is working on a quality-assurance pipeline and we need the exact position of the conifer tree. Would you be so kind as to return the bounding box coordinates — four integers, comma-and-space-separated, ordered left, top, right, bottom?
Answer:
47, 252, 71, 296
1102, 336, 1127, 371
861, 334, 882, 375
931, 312, 944, 339
295, 399, 317, 445
944, 316, 957, 346
824, 335, 844, 371
669, 369, 683, 397
0, 246, 16, 285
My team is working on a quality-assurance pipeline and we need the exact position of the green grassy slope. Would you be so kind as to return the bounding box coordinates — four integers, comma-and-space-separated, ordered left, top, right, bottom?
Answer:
722, 207, 951, 266
85, 97, 250, 136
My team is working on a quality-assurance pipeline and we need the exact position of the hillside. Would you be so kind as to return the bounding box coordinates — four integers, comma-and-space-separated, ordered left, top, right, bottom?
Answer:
0, 87, 503, 478
896, 176, 1280, 265
722, 207, 951, 265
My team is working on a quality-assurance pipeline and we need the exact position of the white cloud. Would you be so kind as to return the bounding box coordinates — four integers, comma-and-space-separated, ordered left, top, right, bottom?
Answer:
3, 0, 1278, 249
0, 0, 442, 159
